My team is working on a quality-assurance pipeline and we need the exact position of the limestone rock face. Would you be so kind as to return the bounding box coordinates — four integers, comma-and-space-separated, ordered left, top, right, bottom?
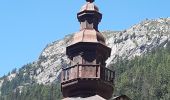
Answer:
106, 18, 170, 66
1, 18, 170, 86
31, 18, 170, 85
0, 80, 3, 95
34, 34, 73, 84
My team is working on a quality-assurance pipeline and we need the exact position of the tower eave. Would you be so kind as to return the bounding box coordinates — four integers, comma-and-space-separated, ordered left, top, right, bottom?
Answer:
77, 11, 102, 22
66, 42, 111, 58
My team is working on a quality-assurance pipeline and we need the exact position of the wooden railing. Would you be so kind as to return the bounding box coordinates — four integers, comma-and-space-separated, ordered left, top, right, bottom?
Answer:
101, 67, 115, 84
61, 64, 114, 84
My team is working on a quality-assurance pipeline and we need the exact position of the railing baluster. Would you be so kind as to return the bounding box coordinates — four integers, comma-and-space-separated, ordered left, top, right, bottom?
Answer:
67, 69, 69, 80
77, 64, 79, 78
62, 71, 66, 81
110, 71, 111, 81
96, 65, 98, 77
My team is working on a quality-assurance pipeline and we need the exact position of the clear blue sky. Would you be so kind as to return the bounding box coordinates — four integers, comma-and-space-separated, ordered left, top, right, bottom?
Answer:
0, 0, 170, 77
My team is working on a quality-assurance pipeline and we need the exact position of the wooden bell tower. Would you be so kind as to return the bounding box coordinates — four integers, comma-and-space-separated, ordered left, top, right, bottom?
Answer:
61, 0, 115, 99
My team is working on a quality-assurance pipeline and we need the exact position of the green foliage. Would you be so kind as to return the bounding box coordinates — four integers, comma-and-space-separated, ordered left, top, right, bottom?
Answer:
0, 63, 62, 100
1, 64, 33, 96
0, 83, 62, 100
1, 42, 170, 100
112, 43, 170, 100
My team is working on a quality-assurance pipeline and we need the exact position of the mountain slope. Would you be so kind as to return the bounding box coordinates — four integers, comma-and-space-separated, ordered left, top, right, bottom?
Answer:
31, 18, 170, 84
0, 18, 170, 99
113, 43, 170, 99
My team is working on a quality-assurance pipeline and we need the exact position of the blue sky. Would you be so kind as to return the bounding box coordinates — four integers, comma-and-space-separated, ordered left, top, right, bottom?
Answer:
0, 0, 170, 77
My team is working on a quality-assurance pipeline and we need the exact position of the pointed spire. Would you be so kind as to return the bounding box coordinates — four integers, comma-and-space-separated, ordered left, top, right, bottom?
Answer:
86, 0, 95, 3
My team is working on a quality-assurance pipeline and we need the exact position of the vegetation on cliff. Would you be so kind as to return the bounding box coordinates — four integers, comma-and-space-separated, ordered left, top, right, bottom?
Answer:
112, 42, 170, 99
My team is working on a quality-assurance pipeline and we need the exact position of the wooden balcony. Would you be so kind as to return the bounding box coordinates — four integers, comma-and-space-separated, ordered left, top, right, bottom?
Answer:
61, 64, 115, 99
61, 64, 115, 85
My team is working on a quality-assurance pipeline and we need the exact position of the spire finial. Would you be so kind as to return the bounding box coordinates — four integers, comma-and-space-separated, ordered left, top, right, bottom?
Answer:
86, 0, 94, 3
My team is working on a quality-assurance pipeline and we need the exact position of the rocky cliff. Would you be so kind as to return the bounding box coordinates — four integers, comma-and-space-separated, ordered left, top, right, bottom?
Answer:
0, 17, 170, 96
34, 18, 170, 85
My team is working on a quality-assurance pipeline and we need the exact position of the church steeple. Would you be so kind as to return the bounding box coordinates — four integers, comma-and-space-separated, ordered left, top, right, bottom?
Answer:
61, 1, 114, 99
